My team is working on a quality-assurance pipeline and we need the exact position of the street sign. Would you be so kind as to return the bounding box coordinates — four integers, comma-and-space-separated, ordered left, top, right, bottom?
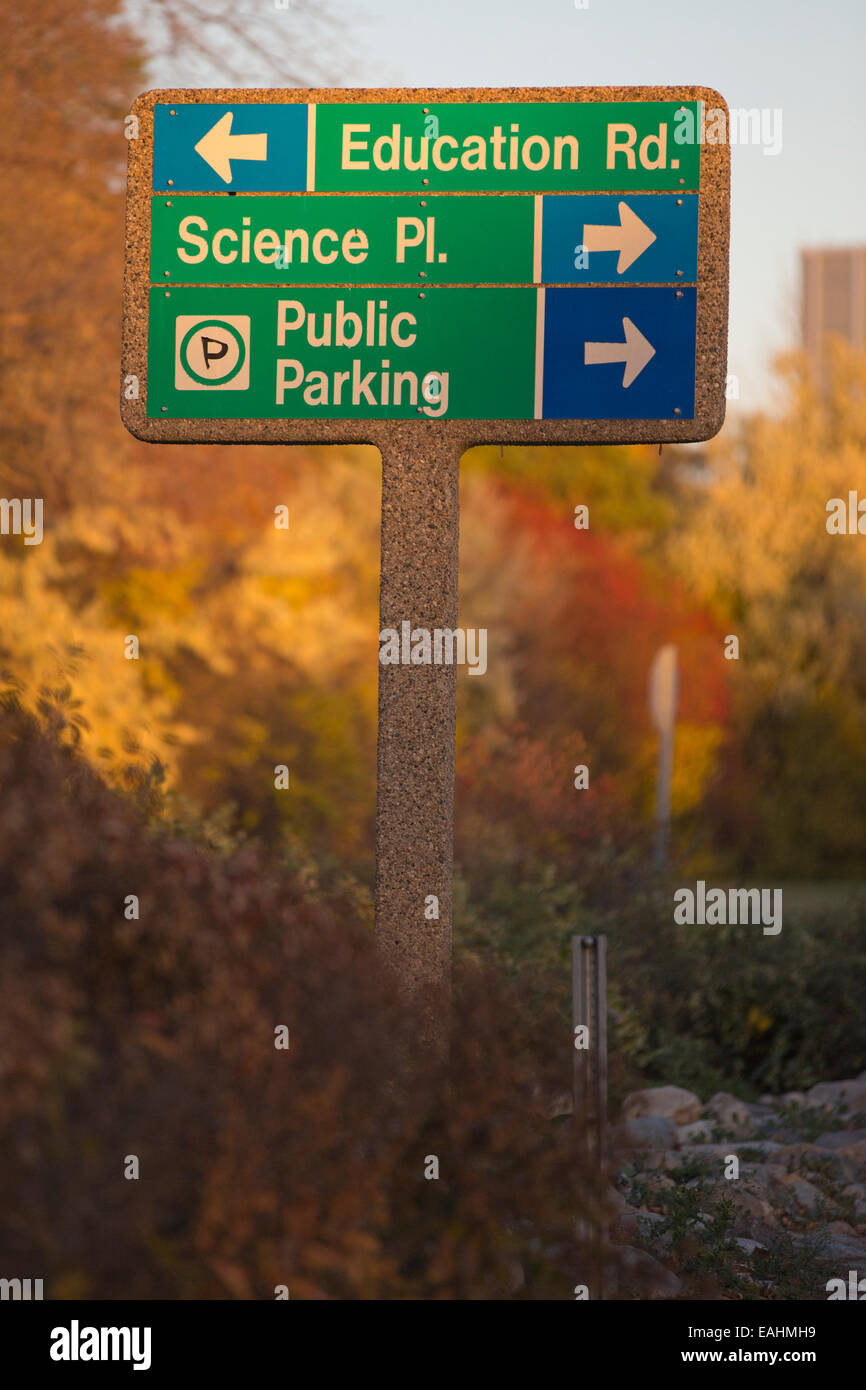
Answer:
146, 284, 695, 420
649, 644, 679, 733
122, 87, 730, 448
649, 643, 679, 868
121, 88, 729, 1009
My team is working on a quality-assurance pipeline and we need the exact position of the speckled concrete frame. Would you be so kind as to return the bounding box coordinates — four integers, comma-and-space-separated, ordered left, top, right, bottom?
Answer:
121, 85, 730, 449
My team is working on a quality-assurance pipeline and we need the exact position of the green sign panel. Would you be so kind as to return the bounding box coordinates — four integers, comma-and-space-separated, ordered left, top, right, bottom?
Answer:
148, 286, 537, 420
151, 195, 535, 286
312, 101, 700, 193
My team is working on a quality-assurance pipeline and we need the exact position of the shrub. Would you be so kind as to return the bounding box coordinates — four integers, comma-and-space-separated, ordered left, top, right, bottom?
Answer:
0, 705, 617, 1299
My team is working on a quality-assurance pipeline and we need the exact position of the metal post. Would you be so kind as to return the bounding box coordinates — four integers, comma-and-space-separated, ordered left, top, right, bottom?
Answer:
654, 724, 674, 869
572, 934, 608, 1164
572, 933, 608, 1297
374, 426, 461, 1043
649, 644, 678, 870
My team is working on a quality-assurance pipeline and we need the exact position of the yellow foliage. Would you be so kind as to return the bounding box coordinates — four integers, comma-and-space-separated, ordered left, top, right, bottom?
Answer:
0, 536, 190, 778
671, 343, 866, 708
747, 1005, 774, 1037
669, 722, 726, 816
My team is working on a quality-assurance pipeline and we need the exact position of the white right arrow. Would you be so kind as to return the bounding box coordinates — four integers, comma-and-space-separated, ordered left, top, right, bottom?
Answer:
583, 201, 657, 273
194, 112, 268, 184
584, 317, 656, 388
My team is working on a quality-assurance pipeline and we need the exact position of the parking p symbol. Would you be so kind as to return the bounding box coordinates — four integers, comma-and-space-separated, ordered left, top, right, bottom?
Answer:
201, 335, 229, 371
174, 315, 250, 391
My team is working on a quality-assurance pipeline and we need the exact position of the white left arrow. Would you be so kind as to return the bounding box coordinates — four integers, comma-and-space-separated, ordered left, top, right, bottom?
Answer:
194, 112, 268, 184
584, 317, 656, 388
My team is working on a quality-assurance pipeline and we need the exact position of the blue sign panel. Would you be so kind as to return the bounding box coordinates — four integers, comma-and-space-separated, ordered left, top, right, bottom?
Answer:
541, 286, 697, 420
153, 104, 308, 192
541, 194, 698, 285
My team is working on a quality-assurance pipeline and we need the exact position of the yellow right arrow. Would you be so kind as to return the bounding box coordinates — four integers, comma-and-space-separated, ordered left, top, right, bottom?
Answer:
582, 201, 657, 274
584, 317, 656, 388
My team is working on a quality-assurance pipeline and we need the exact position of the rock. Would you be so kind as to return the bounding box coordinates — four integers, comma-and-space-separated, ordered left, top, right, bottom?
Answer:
619, 1116, 679, 1151
631, 1149, 683, 1172
622, 1173, 674, 1201
739, 1161, 775, 1183
678, 1120, 714, 1144
815, 1129, 866, 1150
746, 1101, 779, 1121
766, 1163, 789, 1182
843, 1141, 866, 1180
807, 1079, 866, 1112
676, 1141, 782, 1163
799, 1139, 866, 1182
781, 1176, 823, 1211
705, 1091, 755, 1137
826, 1231, 866, 1264
728, 1188, 776, 1223
791, 1228, 866, 1266
781, 1091, 808, 1107
613, 1209, 666, 1244
702, 1181, 774, 1227
736, 1237, 767, 1255
622, 1085, 702, 1126
610, 1245, 682, 1299
772, 1143, 858, 1183
764, 1174, 800, 1214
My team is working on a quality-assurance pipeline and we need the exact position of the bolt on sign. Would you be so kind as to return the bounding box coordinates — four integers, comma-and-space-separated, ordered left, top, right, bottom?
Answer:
122, 88, 730, 1006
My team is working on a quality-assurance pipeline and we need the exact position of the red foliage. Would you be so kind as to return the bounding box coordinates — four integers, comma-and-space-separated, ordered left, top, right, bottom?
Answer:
489, 484, 729, 752
0, 705, 635, 1299
457, 721, 631, 881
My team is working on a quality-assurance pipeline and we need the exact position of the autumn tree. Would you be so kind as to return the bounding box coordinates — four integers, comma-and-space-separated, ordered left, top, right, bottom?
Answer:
670, 342, 866, 872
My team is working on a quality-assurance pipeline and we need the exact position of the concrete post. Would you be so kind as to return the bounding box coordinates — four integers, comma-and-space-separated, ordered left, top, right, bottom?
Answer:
374, 425, 461, 1023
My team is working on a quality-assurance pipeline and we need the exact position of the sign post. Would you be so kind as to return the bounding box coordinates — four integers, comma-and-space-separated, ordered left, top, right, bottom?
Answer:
649, 643, 680, 868
122, 87, 730, 1012
376, 428, 460, 1005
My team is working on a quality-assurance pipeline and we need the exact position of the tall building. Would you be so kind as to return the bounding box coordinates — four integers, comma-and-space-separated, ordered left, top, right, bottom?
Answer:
801, 246, 866, 381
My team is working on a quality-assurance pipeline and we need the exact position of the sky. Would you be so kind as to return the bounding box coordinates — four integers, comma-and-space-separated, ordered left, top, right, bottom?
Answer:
335, 0, 866, 415
142, 0, 866, 419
